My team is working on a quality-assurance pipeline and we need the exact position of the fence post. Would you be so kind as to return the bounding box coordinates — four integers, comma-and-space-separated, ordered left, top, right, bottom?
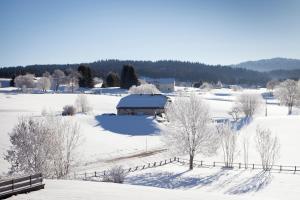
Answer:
252, 164, 254, 169
201, 160, 203, 166
154, 162, 156, 167
177, 157, 179, 162
165, 160, 167, 164
174, 157, 176, 161
295, 166, 297, 173
213, 162, 215, 167
170, 158, 172, 163
95, 171, 97, 177
160, 161, 162, 166
104, 170, 106, 176
148, 163, 151, 168
12, 179, 14, 192
239, 163, 241, 169
280, 166, 282, 172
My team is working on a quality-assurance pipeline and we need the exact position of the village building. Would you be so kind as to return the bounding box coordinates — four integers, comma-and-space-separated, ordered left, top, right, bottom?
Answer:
144, 78, 175, 93
116, 94, 170, 116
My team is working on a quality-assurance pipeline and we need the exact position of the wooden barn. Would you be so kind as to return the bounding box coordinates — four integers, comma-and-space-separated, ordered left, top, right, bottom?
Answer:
116, 94, 170, 116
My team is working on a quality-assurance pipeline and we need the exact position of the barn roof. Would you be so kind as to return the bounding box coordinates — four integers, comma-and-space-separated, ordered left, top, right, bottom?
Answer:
116, 94, 169, 109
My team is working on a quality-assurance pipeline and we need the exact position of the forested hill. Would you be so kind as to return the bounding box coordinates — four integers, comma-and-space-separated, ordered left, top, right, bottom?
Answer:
0, 60, 269, 85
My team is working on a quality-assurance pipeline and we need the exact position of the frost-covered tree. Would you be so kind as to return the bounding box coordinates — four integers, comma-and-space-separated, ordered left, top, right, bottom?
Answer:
274, 79, 300, 115
5, 116, 81, 178
162, 93, 219, 170
228, 106, 241, 122
14, 74, 36, 91
200, 82, 213, 91
52, 69, 65, 91
37, 77, 51, 92
255, 126, 280, 170
129, 84, 160, 94
266, 80, 279, 94
242, 135, 250, 168
217, 123, 237, 168
66, 68, 80, 93
75, 94, 92, 113
236, 93, 262, 118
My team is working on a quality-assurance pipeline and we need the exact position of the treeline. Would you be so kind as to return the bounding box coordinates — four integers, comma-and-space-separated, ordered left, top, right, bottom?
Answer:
0, 60, 271, 85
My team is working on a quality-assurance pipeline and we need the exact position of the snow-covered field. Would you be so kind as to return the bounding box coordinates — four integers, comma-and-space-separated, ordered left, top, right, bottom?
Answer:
1, 86, 300, 199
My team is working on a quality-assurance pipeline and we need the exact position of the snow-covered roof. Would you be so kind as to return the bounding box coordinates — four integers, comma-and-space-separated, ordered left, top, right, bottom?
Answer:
117, 94, 168, 109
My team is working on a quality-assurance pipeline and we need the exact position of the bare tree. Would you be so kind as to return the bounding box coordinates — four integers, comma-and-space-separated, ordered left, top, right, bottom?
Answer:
66, 68, 80, 93
75, 94, 92, 113
274, 79, 299, 115
5, 115, 82, 178
255, 126, 280, 170
129, 84, 160, 94
37, 77, 51, 92
236, 93, 262, 118
217, 123, 237, 168
14, 74, 36, 91
52, 69, 65, 91
162, 93, 219, 170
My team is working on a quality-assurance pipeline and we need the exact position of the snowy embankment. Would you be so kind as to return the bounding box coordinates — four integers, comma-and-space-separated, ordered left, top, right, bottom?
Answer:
9, 164, 300, 200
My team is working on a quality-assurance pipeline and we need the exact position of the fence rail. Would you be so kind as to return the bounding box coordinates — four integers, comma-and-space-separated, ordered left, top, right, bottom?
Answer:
66, 156, 300, 182
70, 157, 178, 180
177, 158, 300, 173
0, 173, 44, 199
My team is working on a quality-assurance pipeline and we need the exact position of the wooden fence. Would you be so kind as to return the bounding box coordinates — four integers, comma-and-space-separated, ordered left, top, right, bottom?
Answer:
177, 158, 300, 173
71, 157, 178, 180
0, 173, 45, 199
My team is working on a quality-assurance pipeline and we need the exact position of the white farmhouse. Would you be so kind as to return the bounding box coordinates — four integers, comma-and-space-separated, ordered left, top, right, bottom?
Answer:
144, 78, 175, 93
116, 94, 170, 116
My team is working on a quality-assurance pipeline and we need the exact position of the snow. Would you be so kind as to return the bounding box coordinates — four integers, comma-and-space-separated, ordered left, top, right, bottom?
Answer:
117, 94, 168, 108
1, 86, 300, 199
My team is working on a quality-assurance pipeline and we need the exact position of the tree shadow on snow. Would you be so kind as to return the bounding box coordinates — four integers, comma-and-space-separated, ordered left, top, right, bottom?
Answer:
95, 114, 160, 136
226, 171, 272, 195
126, 169, 226, 189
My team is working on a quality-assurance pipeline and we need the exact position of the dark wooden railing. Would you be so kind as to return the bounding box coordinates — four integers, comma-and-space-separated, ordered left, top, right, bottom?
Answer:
0, 173, 45, 199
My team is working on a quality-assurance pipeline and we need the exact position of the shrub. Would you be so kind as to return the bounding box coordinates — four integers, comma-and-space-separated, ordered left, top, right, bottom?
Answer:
103, 166, 127, 183
62, 105, 76, 116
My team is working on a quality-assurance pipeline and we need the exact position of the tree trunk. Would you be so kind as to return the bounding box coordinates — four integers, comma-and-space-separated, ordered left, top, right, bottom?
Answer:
288, 106, 292, 115
189, 154, 194, 170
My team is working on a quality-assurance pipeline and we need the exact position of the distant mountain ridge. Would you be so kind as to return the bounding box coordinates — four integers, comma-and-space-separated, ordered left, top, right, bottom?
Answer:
232, 58, 300, 72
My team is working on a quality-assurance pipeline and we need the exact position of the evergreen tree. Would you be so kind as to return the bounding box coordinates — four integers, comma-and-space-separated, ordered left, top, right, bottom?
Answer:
78, 65, 94, 88
120, 65, 139, 89
106, 72, 120, 87
10, 75, 16, 87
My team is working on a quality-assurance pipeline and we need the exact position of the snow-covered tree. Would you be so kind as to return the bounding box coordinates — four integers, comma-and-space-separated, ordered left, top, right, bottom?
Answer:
228, 106, 241, 122
217, 123, 237, 168
274, 79, 300, 115
242, 135, 250, 168
255, 126, 280, 170
266, 80, 279, 94
162, 93, 219, 170
52, 69, 65, 91
129, 84, 160, 94
5, 115, 81, 178
66, 68, 80, 93
75, 94, 92, 113
37, 77, 51, 92
236, 93, 262, 118
200, 82, 213, 91
14, 74, 36, 91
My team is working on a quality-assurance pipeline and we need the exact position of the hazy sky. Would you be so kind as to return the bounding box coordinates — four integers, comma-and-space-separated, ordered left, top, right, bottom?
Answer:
0, 0, 299, 67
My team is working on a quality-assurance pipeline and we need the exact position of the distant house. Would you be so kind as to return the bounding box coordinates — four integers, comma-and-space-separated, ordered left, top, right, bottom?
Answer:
116, 94, 170, 115
144, 78, 175, 93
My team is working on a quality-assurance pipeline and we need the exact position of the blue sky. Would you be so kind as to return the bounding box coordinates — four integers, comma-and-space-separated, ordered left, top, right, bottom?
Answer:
0, 0, 299, 67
